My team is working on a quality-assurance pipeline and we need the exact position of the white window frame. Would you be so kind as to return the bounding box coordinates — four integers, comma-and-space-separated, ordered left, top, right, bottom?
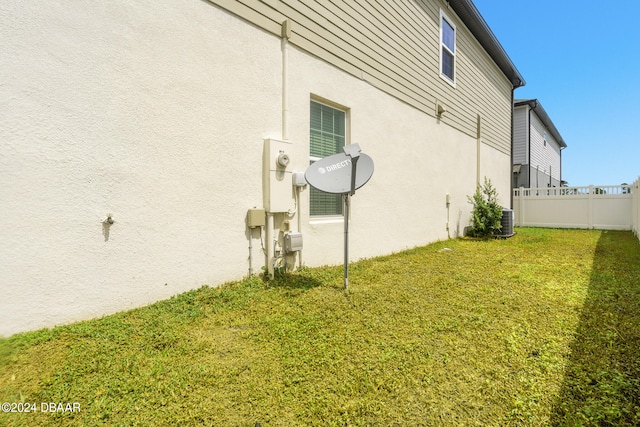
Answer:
439, 9, 456, 87
309, 98, 349, 219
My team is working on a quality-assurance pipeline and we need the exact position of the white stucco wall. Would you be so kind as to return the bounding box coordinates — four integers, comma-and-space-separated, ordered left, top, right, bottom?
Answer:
480, 144, 513, 209
1, 1, 282, 336
1, 1, 511, 336
281, 44, 497, 267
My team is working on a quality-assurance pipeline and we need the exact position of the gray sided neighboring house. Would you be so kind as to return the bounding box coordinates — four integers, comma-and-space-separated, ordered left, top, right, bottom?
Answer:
513, 99, 567, 188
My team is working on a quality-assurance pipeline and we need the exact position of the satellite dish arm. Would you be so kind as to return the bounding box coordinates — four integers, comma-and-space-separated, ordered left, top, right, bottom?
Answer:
349, 156, 359, 196
344, 143, 361, 196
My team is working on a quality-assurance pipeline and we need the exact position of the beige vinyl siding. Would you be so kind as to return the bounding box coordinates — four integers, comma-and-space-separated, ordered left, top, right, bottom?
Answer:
206, 0, 513, 153
451, 1, 513, 149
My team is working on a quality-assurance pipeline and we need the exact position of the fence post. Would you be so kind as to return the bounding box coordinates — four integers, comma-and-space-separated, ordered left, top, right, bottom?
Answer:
518, 187, 525, 226
631, 176, 640, 239
588, 185, 594, 229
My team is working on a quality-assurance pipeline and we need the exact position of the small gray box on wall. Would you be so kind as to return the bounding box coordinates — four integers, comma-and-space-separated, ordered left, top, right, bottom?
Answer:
284, 232, 303, 252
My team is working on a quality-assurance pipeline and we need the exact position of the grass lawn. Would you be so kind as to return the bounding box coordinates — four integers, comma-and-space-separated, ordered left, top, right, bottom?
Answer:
1, 228, 639, 426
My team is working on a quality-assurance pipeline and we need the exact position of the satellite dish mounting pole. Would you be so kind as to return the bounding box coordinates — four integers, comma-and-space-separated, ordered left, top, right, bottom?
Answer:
343, 192, 350, 290
303, 143, 372, 291
343, 145, 360, 290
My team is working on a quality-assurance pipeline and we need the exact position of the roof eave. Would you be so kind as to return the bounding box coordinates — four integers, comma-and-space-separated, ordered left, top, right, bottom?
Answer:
446, 0, 525, 88
515, 99, 568, 148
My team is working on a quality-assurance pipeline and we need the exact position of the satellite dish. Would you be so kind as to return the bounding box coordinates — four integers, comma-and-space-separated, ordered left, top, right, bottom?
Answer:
304, 144, 374, 290
305, 152, 374, 194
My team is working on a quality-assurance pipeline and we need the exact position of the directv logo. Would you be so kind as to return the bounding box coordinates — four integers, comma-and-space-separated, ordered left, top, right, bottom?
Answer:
320, 159, 352, 174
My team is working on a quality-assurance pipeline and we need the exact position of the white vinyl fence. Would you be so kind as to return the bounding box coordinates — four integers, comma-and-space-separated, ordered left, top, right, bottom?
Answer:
514, 182, 639, 235
633, 178, 640, 240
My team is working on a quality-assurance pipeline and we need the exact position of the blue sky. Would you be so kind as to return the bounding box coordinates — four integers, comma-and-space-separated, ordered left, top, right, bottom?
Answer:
473, 0, 640, 186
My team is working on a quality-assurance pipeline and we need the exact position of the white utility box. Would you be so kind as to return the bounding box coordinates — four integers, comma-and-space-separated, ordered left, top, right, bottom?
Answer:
263, 138, 293, 213
292, 171, 307, 187
284, 232, 303, 253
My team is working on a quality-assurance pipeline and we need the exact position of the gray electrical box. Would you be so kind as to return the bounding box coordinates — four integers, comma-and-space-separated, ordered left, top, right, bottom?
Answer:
284, 232, 303, 252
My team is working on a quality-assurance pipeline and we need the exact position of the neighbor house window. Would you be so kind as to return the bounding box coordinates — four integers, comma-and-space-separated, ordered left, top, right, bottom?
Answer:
440, 10, 456, 85
309, 100, 346, 216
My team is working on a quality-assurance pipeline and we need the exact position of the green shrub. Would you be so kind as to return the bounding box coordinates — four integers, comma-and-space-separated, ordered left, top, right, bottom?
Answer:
467, 177, 503, 238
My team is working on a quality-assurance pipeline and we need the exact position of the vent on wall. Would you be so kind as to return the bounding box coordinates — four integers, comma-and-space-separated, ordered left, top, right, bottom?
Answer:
496, 209, 515, 238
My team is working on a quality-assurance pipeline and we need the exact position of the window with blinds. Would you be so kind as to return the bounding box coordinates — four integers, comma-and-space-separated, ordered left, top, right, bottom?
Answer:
440, 10, 456, 85
309, 100, 346, 216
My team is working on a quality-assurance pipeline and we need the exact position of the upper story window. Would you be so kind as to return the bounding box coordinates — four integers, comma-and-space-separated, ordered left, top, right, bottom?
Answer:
309, 99, 347, 216
440, 10, 456, 85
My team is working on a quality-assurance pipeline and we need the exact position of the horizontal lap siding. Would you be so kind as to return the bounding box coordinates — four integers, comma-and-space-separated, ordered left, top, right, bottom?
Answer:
530, 113, 562, 180
207, 0, 512, 152
529, 114, 545, 168
299, 0, 436, 111
211, 0, 283, 34
513, 107, 528, 164
454, 28, 512, 153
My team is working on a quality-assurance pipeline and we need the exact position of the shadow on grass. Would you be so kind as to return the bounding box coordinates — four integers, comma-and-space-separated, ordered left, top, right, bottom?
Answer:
269, 269, 326, 292
551, 231, 640, 426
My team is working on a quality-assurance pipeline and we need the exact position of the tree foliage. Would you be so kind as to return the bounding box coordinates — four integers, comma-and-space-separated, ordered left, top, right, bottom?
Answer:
467, 177, 503, 238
